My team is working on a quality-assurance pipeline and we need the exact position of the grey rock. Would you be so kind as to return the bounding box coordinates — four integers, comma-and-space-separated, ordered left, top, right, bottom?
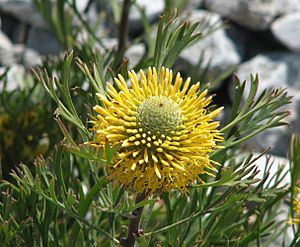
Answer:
244, 126, 292, 157
237, 52, 300, 93
0, 30, 20, 65
125, 43, 145, 68
22, 48, 42, 66
237, 52, 300, 156
0, 30, 41, 66
129, 0, 164, 33
251, 153, 292, 246
0, 44, 23, 66
94, 39, 145, 69
204, 0, 300, 31
271, 13, 300, 52
26, 26, 61, 55
186, 0, 204, 9
0, 13, 27, 43
0, 0, 47, 28
0, 45, 41, 67
84, 2, 106, 34
0, 29, 13, 50
0, 64, 25, 91
0, 0, 89, 28
130, 0, 164, 21
271, 0, 300, 15
94, 38, 118, 53
73, 0, 89, 13
179, 10, 242, 79
253, 153, 290, 186
294, 94, 300, 134
93, 38, 145, 68
234, 153, 292, 247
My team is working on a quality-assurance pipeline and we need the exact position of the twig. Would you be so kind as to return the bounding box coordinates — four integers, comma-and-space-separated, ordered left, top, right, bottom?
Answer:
122, 193, 147, 247
118, 0, 131, 53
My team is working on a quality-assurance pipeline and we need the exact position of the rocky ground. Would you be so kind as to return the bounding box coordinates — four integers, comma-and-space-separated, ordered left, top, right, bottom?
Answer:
1, 0, 299, 157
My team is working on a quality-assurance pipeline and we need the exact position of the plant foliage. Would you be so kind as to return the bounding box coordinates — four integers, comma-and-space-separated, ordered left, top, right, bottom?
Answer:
0, 1, 299, 247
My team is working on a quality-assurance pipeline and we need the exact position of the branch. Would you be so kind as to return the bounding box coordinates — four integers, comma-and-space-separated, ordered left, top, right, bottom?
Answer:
118, 0, 131, 53
122, 193, 147, 247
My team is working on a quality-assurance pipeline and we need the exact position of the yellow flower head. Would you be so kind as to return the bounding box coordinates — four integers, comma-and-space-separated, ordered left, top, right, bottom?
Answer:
90, 67, 223, 194
289, 187, 300, 225
294, 200, 300, 224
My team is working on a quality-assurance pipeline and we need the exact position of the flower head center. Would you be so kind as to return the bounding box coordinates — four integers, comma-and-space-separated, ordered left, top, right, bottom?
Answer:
137, 96, 182, 135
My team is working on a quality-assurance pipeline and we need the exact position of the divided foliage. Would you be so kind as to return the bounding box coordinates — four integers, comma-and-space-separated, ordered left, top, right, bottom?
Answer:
1, 1, 299, 246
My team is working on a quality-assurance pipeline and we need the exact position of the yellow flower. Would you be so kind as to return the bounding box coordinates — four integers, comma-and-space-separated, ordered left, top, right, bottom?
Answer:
288, 187, 300, 224
89, 67, 223, 194
294, 200, 300, 224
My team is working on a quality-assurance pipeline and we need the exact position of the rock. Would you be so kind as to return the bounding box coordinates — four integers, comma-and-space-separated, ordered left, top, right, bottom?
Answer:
0, 29, 13, 50
0, 12, 25, 43
0, 30, 41, 66
271, 13, 300, 52
130, 0, 164, 22
237, 52, 300, 94
0, 44, 22, 66
0, 0, 89, 28
294, 94, 300, 134
94, 39, 145, 69
125, 43, 145, 68
244, 126, 292, 157
179, 10, 243, 80
0, 0, 47, 28
204, 0, 300, 31
252, 153, 290, 187
271, 0, 300, 15
235, 152, 292, 246
129, 0, 164, 33
186, 0, 204, 9
22, 48, 42, 67
73, 0, 89, 13
0, 64, 26, 91
251, 153, 292, 247
237, 52, 300, 156
94, 38, 118, 53
0, 45, 41, 67
26, 26, 61, 55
